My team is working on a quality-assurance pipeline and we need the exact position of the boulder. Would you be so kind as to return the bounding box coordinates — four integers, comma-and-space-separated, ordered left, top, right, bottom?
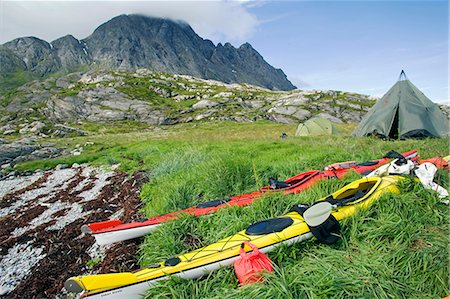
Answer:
0, 142, 38, 163
3, 130, 15, 135
29, 121, 46, 133
292, 109, 311, 121
192, 100, 219, 109
315, 112, 343, 124
268, 106, 297, 115
194, 109, 217, 120
52, 124, 87, 137
241, 101, 264, 109
272, 95, 308, 107
15, 147, 62, 162
213, 91, 233, 98
55, 77, 70, 88
267, 114, 296, 124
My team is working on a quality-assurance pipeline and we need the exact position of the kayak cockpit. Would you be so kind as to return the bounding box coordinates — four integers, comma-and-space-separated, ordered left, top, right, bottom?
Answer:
259, 170, 320, 192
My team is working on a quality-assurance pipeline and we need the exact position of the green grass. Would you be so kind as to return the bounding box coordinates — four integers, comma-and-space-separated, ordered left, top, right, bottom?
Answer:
10, 120, 449, 298
0, 71, 36, 97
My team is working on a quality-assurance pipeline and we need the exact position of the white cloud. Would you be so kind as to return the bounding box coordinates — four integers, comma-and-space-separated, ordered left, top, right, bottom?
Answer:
0, 1, 259, 44
289, 76, 309, 89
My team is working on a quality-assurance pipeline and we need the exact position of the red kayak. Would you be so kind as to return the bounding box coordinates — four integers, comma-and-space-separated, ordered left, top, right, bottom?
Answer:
82, 150, 418, 245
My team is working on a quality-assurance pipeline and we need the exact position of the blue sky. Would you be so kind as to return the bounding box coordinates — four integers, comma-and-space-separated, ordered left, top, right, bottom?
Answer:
244, 1, 448, 102
1, 1, 448, 102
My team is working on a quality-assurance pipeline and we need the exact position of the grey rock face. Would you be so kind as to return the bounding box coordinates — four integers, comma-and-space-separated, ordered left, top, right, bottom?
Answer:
1, 15, 295, 91
439, 104, 450, 119
315, 112, 343, 124
268, 106, 297, 115
195, 109, 217, 120
0, 136, 62, 168
1, 37, 61, 76
292, 109, 311, 121
266, 114, 296, 124
0, 68, 383, 127
0, 142, 38, 163
52, 124, 87, 137
192, 100, 219, 109
51, 35, 91, 69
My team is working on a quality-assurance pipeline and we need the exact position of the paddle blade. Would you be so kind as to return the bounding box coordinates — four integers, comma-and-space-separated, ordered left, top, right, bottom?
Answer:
303, 202, 333, 227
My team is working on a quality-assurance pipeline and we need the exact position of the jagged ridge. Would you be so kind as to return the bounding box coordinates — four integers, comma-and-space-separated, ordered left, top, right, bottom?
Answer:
0, 14, 295, 91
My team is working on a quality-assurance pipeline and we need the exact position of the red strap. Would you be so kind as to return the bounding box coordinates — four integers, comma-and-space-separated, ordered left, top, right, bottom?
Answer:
239, 241, 259, 257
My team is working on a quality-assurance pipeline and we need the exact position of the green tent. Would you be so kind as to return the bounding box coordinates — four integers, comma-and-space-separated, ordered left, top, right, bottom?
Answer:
296, 117, 337, 136
353, 71, 448, 139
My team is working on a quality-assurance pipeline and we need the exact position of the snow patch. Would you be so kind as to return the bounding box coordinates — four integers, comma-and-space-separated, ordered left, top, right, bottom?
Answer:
0, 242, 45, 295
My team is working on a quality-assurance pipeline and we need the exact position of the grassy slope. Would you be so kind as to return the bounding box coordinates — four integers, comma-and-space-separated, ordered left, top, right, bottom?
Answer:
14, 121, 450, 298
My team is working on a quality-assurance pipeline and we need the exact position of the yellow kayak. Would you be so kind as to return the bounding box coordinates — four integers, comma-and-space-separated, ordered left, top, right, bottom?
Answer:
65, 175, 401, 299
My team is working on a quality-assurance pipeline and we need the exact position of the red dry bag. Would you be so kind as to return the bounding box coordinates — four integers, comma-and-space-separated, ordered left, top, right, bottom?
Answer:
234, 241, 273, 285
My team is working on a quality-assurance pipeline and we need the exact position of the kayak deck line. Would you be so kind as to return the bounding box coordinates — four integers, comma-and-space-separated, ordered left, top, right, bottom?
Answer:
67, 176, 402, 298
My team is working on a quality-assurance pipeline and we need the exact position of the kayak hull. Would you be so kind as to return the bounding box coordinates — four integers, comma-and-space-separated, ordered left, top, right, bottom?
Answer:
93, 224, 161, 246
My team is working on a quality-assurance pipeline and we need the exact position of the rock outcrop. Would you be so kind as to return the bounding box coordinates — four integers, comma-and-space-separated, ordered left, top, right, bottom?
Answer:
0, 69, 379, 128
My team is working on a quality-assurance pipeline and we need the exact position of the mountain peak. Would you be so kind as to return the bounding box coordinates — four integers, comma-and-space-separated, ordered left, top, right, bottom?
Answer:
239, 42, 254, 50
0, 14, 295, 91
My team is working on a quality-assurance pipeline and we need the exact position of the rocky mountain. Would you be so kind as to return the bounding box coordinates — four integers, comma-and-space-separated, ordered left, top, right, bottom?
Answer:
0, 69, 376, 133
0, 14, 295, 91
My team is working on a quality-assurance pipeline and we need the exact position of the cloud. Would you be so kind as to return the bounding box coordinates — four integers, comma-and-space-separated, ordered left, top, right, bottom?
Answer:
0, 1, 259, 44
289, 76, 310, 89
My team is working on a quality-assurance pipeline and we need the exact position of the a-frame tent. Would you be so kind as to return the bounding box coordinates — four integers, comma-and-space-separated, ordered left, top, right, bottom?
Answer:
353, 71, 448, 139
